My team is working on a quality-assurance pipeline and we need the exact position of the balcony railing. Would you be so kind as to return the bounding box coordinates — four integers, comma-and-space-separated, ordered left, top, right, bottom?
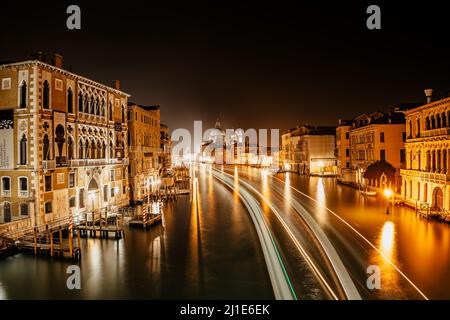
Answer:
421, 127, 450, 138
68, 158, 129, 167
42, 160, 56, 170
401, 169, 450, 182
19, 190, 29, 197
1, 190, 11, 197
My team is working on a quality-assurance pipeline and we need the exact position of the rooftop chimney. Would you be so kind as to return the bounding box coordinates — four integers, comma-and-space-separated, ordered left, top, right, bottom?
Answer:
52, 53, 63, 68
113, 80, 121, 90
424, 89, 433, 104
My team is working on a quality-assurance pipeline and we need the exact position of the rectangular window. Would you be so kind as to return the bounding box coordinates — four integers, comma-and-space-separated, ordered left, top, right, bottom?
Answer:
345, 149, 350, 157
346, 161, 350, 168
345, 132, 349, 140
402, 132, 407, 142
69, 173, 75, 188
110, 169, 115, 181
1, 177, 10, 196
400, 149, 406, 163
79, 188, 85, 208
45, 202, 52, 214
104, 185, 108, 202
380, 149, 386, 161
69, 197, 76, 208
111, 188, 115, 198
45, 175, 52, 192
380, 132, 385, 143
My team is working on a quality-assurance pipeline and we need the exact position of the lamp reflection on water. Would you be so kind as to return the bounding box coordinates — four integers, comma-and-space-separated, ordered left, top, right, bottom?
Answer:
380, 221, 395, 258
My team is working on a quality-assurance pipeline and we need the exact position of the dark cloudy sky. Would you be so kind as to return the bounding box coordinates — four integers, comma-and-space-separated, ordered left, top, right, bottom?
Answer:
1, 1, 450, 132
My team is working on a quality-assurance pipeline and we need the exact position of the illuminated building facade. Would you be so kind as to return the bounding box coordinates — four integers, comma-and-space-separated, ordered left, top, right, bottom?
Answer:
401, 91, 450, 211
0, 54, 129, 228
281, 126, 337, 175
127, 103, 161, 202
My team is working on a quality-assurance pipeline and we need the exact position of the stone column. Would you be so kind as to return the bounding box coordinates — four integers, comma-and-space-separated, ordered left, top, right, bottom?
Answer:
447, 149, 450, 175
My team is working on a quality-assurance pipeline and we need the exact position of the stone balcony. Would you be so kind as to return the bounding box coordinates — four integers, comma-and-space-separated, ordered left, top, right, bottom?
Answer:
420, 127, 450, 139
68, 158, 129, 167
42, 160, 56, 170
401, 169, 450, 182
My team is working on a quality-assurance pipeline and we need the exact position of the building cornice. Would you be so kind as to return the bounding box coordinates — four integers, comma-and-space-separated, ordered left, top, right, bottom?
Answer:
405, 97, 450, 115
0, 60, 131, 98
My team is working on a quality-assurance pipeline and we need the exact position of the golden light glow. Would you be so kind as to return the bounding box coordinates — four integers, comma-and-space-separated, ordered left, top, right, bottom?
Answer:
380, 221, 395, 257
384, 188, 393, 199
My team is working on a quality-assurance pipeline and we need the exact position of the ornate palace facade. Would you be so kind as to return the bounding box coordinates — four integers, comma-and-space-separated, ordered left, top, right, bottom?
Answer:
401, 93, 450, 211
0, 54, 129, 227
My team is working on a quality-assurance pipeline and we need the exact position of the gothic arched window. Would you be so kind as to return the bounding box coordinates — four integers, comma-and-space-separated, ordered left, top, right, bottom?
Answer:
96, 97, 100, 116
79, 140, 84, 159
43, 80, 50, 109
109, 102, 113, 121
78, 93, 83, 112
20, 81, 27, 108
84, 96, 89, 113
91, 140, 96, 159
43, 134, 50, 160
90, 96, 95, 114
68, 137, 74, 160
20, 134, 27, 165
101, 100, 105, 117
67, 88, 74, 113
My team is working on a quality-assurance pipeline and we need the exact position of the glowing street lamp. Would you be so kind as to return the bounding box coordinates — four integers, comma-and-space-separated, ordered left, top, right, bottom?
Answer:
384, 188, 393, 214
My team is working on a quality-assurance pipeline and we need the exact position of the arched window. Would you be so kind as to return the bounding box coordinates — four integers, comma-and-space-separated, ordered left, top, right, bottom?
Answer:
96, 97, 100, 116
43, 134, 50, 160
84, 96, 89, 113
431, 115, 436, 129
425, 117, 430, 130
20, 203, 29, 216
78, 93, 83, 112
91, 140, 96, 159
437, 114, 441, 128
97, 141, 101, 159
417, 118, 421, 137
417, 183, 421, 201
67, 88, 74, 113
102, 141, 106, 158
43, 80, 50, 109
90, 96, 95, 114
68, 137, 74, 160
109, 102, 113, 121
109, 141, 114, 159
19, 80, 27, 108
2, 202, 11, 223
442, 113, 447, 128
79, 139, 84, 159
19, 177, 28, 196
101, 100, 105, 117
1, 177, 11, 196
20, 133, 27, 165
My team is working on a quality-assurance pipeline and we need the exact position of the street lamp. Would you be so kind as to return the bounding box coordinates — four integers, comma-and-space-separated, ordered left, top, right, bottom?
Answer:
383, 188, 393, 214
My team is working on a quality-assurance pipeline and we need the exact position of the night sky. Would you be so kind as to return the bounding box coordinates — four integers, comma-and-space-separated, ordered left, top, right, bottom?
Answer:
2, 1, 450, 132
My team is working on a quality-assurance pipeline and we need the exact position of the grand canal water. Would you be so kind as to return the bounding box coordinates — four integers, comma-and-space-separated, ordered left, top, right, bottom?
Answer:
0, 182, 273, 299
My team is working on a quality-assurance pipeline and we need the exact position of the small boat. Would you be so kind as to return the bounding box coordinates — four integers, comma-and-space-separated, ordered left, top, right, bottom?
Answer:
360, 190, 377, 196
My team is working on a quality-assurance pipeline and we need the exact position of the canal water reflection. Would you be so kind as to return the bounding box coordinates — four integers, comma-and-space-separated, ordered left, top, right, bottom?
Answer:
0, 167, 273, 299
277, 173, 450, 299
